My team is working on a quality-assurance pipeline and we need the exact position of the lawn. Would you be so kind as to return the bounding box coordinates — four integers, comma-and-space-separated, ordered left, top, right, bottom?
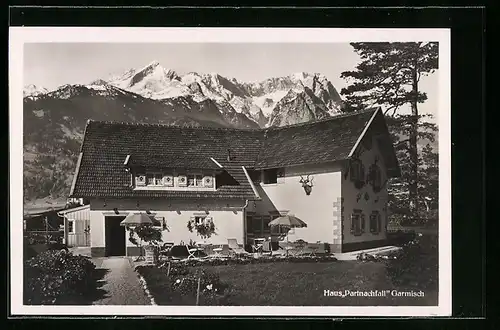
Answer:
136, 233, 438, 306
137, 258, 437, 306
204, 261, 437, 306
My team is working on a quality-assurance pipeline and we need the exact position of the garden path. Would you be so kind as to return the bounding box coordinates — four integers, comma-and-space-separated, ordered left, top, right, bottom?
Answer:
91, 257, 151, 305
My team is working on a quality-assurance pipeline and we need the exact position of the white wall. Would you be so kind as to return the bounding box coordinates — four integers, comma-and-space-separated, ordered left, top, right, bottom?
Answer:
342, 134, 389, 245
90, 210, 105, 248
247, 162, 342, 244
89, 198, 246, 250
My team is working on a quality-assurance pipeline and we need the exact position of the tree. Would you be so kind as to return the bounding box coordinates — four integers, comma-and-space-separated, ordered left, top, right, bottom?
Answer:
340, 42, 438, 223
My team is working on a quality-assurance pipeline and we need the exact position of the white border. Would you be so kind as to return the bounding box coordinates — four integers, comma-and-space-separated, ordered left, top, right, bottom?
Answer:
9, 27, 451, 317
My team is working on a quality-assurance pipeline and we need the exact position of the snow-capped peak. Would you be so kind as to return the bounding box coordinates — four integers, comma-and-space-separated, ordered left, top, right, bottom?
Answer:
291, 72, 310, 80
105, 61, 188, 100
88, 79, 108, 86
24, 84, 49, 98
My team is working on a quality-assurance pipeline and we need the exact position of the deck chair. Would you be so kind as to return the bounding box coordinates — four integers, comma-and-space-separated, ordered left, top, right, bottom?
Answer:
169, 245, 191, 260
227, 238, 252, 257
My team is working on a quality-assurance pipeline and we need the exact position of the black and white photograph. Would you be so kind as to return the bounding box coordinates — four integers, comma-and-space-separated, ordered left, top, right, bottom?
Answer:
10, 27, 451, 316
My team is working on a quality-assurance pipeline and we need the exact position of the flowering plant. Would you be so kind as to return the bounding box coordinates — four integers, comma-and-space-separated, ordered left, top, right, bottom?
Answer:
187, 218, 216, 239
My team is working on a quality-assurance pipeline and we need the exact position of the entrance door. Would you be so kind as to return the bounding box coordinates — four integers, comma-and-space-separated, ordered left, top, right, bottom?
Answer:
105, 216, 126, 256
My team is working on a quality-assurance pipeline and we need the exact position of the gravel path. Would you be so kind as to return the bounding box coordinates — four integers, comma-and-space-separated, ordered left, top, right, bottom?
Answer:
92, 257, 151, 305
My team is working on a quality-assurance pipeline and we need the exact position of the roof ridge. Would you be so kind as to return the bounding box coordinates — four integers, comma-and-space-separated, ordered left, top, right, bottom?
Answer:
264, 107, 380, 131
86, 107, 379, 132
88, 120, 262, 132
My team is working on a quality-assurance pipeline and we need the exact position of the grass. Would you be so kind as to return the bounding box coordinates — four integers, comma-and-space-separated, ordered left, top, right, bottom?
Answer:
136, 233, 438, 306
137, 259, 437, 306
207, 261, 437, 306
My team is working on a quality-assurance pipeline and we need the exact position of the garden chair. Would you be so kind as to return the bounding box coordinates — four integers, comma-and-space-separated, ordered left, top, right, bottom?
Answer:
252, 238, 265, 254
211, 244, 224, 258
227, 238, 252, 258
169, 245, 191, 260
307, 241, 322, 257
159, 242, 174, 260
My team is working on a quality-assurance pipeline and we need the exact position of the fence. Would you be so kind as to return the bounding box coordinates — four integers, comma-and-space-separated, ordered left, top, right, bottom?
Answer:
24, 230, 64, 245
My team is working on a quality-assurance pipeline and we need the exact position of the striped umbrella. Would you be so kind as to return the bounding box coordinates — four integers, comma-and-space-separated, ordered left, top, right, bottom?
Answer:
120, 213, 154, 226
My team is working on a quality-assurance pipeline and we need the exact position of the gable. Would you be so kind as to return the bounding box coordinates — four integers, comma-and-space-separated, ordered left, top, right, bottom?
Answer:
349, 110, 400, 178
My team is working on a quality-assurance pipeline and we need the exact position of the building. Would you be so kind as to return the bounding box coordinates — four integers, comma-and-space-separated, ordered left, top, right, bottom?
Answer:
57, 205, 91, 247
23, 203, 68, 232
69, 107, 400, 257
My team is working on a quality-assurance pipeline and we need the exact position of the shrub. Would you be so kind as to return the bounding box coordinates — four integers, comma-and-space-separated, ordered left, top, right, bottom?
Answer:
24, 250, 96, 305
385, 234, 438, 290
136, 265, 231, 305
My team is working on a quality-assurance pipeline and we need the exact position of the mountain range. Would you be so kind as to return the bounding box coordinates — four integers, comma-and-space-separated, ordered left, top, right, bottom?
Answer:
23, 60, 345, 203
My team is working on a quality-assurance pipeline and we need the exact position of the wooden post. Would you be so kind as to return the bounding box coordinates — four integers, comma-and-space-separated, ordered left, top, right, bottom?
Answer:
45, 216, 49, 245
166, 262, 171, 277
195, 275, 201, 306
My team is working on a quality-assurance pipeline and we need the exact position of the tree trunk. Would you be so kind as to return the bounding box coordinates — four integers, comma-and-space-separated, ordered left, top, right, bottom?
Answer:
408, 67, 420, 224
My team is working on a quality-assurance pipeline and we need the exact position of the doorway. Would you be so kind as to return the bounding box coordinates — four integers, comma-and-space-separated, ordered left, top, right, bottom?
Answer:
105, 216, 126, 256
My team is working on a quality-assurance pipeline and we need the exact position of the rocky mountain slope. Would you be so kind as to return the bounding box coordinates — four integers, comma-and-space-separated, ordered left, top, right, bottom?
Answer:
23, 61, 345, 202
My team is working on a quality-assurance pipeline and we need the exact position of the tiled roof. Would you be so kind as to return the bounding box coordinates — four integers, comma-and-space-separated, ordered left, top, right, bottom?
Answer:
71, 108, 391, 200
72, 122, 263, 200
255, 108, 377, 169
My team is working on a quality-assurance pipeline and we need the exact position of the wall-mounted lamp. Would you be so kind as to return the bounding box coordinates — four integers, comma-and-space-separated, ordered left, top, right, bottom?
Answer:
176, 210, 181, 215
136, 201, 140, 208
113, 208, 119, 214
103, 200, 107, 207
146, 209, 152, 215
205, 210, 210, 215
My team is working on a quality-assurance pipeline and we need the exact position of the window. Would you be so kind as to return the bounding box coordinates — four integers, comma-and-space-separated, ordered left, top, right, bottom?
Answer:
67, 219, 75, 233
350, 210, 365, 236
350, 159, 365, 182
136, 171, 213, 189
369, 211, 382, 234
264, 168, 284, 184
368, 164, 382, 192
350, 159, 365, 189
187, 174, 204, 187
145, 173, 163, 186
152, 216, 166, 230
194, 216, 206, 225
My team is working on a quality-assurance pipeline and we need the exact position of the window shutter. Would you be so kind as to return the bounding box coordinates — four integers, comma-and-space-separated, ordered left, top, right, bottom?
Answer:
178, 175, 187, 187
163, 174, 174, 187
350, 214, 355, 232
349, 160, 356, 182
203, 176, 213, 188
361, 213, 366, 232
136, 174, 146, 186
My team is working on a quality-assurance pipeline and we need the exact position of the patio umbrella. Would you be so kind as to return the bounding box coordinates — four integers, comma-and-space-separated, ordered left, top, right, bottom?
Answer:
120, 213, 154, 260
268, 214, 307, 245
120, 212, 154, 226
268, 215, 307, 228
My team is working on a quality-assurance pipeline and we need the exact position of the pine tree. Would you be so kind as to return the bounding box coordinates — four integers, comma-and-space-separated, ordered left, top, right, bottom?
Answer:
340, 42, 438, 224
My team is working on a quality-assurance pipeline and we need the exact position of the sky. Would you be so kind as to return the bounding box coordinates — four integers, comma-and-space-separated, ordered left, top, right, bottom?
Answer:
23, 42, 438, 121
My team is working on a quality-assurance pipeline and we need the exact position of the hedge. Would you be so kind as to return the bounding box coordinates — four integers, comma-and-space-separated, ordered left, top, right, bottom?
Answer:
24, 250, 97, 305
